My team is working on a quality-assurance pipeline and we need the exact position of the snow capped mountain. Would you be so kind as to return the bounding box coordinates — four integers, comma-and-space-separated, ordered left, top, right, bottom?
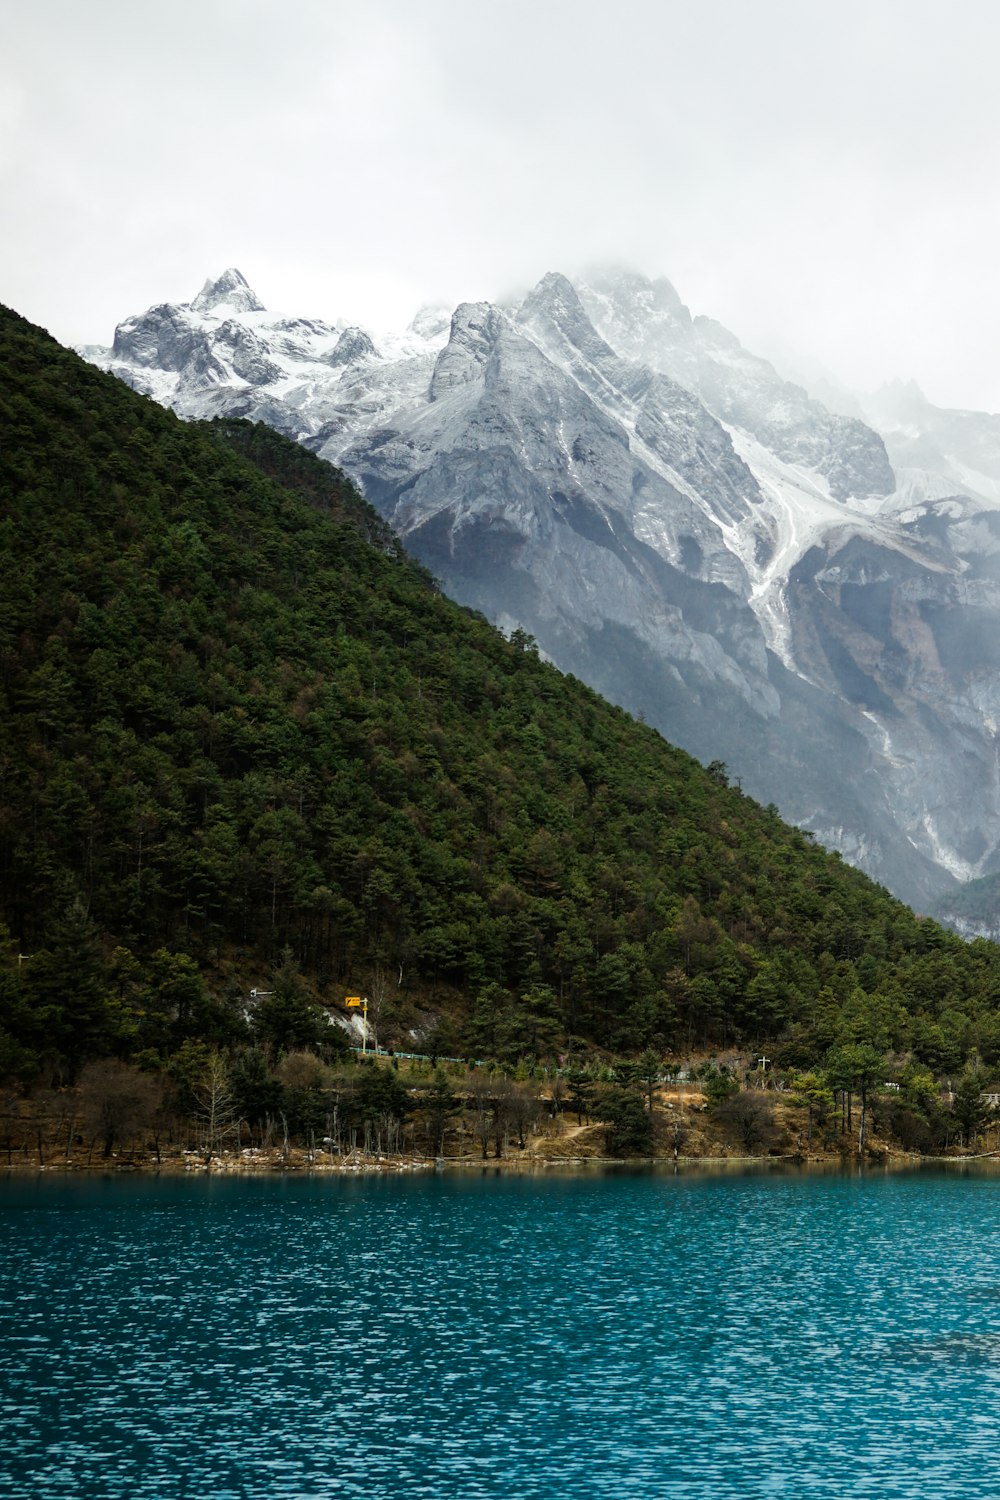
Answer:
578, 269, 895, 503
191, 267, 266, 316
863, 378, 1000, 509
88, 270, 450, 445
82, 267, 1000, 909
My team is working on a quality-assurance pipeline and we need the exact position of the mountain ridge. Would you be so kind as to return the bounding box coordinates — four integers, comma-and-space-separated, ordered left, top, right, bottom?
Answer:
81, 266, 1000, 909
18, 300, 1000, 1081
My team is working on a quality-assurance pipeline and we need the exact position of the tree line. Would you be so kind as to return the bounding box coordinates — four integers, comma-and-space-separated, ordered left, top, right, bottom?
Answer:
4, 302, 1000, 1107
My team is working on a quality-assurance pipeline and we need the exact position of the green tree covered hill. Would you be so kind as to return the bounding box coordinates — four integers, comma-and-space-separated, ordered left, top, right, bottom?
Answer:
3, 302, 1000, 1083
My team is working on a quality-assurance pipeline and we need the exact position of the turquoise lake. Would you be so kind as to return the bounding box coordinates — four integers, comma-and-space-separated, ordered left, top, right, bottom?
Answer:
4, 1165, 1000, 1498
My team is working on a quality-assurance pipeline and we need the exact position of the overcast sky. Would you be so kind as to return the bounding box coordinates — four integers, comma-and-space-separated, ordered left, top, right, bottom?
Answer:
3, 0, 1000, 409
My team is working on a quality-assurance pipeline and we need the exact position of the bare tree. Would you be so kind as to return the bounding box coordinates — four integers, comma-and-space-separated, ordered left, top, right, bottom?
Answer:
668, 1112, 688, 1160
192, 1051, 238, 1162
30, 1086, 78, 1165
509, 1080, 540, 1150
367, 962, 394, 1052
468, 1071, 495, 1160
78, 1060, 162, 1160
423, 1070, 457, 1156
0, 1085, 20, 1166
715, 1091, 778, 1153
491, 1074, 514, 1157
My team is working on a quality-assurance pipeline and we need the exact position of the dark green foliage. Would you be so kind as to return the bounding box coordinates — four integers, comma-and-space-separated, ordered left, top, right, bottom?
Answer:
825, 1043, 885, 1096
951, 1067, 993, 1148
873, 1063, 944, 1153
422, 1069, 458, 1155
231, 1048, 283, 1131
790, 1070, 834, 1148
352, 1060, 410, 1132
251, 950, 343, 1059
21, 900, 116, 1076
602, 1083, 653, 1156
565, 1066, 594, 1124
637, 1047, 661, 1113
702, 1065, 740, 1106
4, 302, 1000, 1080
203, 418, 406, 562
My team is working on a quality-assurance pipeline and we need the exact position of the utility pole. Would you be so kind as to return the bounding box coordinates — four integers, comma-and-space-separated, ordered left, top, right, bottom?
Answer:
345, 995, 369, 1052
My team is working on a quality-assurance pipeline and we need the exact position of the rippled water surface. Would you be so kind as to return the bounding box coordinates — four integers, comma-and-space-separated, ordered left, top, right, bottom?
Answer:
5, 1166, 1000, 1497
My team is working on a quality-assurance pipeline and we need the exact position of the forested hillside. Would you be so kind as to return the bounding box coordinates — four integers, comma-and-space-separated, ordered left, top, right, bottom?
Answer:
3, 302, 1000, 1088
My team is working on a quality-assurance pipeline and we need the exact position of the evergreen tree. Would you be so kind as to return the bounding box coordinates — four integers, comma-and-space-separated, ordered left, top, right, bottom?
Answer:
603, 1082, 653, 1156
252, 950, 339, 1059
424, 1069, 458, 1155
952, 1067, 992, 1148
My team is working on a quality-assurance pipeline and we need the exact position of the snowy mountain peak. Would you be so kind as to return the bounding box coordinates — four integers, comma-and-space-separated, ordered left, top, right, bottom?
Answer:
518, 272, 622, 373
429, 302, 508, 400
83, 261, 1000, 907
522, 270, 583, 312
520, 271, 602, 336
191, 268, 265, 316
577, 267, 692, 353
328, 327, 380, 367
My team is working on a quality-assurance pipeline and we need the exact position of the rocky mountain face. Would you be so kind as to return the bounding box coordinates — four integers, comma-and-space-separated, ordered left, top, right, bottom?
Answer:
82, 267, 1000, 911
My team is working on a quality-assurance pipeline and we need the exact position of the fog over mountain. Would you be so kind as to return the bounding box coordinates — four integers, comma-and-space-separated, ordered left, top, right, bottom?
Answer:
8, 2, 1000, 412
83, 265, 1000, 910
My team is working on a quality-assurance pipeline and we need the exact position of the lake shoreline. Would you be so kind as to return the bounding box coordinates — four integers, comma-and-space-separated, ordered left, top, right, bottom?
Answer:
5, 1143, 998, 1178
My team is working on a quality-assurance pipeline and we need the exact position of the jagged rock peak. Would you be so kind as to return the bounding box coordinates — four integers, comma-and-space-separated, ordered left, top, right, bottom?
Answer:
328, 327, 380, 366
518, 272, 619, 365
866, 378, 929, 419
583, 266, 690, 320
191, 268, 265, 315
575, 268, 693, 370
519, 270, 588, 323
880, 377, 927, 401
429, 301, 508, 400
